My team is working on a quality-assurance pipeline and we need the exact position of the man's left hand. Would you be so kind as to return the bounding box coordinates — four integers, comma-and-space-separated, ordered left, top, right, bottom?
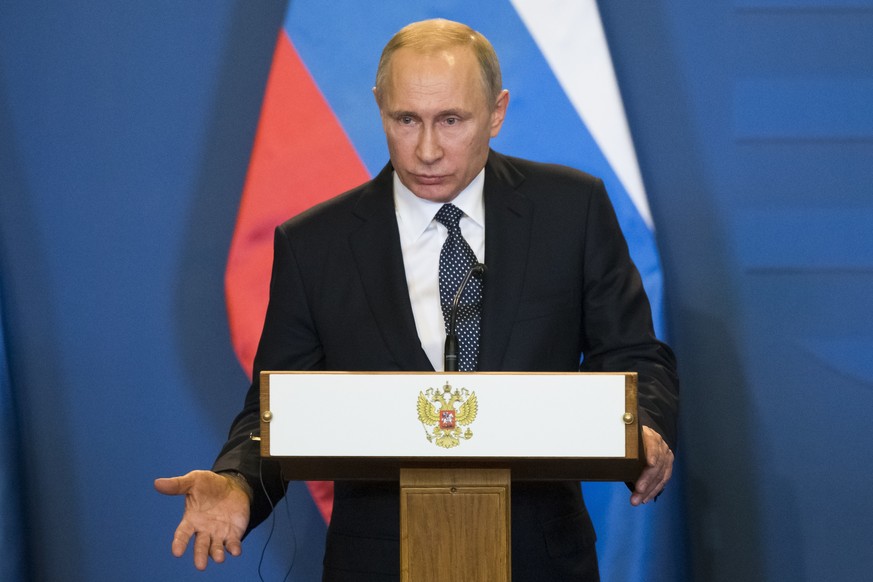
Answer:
630, 426, 674, 506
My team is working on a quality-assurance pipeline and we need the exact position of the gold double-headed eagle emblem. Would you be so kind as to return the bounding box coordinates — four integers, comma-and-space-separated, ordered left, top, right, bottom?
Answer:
417, 382, 478, 448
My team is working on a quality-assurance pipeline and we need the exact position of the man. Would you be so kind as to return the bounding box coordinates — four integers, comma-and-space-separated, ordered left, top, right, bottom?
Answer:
156, 18, 678, 581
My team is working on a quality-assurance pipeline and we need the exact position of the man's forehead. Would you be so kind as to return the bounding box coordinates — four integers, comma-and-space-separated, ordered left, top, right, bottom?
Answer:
375, 42, 495, 117
389, 45, 473, 71
383, 47, 480, 96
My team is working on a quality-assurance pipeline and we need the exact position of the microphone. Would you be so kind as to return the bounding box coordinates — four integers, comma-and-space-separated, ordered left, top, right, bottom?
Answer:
444, 263, 486, 372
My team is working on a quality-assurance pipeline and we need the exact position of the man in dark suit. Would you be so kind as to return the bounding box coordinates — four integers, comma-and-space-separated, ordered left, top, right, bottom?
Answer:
156, 18, 678, 581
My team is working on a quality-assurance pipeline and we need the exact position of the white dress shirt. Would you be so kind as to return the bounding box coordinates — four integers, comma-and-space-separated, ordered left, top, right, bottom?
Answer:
393, 169, 486, 371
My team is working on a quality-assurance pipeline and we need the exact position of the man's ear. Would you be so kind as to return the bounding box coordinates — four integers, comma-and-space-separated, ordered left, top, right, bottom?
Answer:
373, 86, 384, 112
490, 89, 510, 138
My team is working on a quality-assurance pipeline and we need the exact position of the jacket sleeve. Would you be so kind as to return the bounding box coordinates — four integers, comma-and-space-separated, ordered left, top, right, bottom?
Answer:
577, 179, 680, 452
212, 225, 325, 533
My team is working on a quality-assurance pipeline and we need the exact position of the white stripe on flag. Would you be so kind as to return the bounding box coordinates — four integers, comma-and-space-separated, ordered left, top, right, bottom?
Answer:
509, 0, 653, 229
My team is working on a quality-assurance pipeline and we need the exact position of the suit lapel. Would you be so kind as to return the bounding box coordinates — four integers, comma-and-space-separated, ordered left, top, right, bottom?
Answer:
479, 152, 532, 370
349, 164, 434, 371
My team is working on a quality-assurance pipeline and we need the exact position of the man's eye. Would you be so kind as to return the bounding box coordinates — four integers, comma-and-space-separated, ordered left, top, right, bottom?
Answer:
400, 116, 414, 125
445, 117, 459, 126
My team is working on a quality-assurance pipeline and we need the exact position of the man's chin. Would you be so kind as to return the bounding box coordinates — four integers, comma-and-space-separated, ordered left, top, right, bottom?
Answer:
408, 183, 460, 203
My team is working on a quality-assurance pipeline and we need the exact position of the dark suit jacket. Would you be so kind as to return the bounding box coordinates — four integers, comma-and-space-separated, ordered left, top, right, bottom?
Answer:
213, 150, 679, 581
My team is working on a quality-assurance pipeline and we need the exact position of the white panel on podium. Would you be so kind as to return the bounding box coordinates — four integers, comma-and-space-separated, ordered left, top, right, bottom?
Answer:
260, 371, 641, 481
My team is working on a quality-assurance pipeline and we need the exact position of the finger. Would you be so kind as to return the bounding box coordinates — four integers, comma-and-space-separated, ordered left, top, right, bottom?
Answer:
630, 465, 657, 506
154, 474, 192, 496
650, 450, 675, 499
210, 543, 226, 564
193, 531, 211, 571
634, 450, 674, 505
171, 521, 195, 558
631, 451, 667, 504
225, 538, 243, 558
639, 475, 665, 504
154, 477, 181, 495
642, 475, 667, 504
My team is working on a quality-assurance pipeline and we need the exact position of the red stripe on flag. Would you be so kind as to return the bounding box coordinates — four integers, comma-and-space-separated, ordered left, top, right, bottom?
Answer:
225, 31, 370, 523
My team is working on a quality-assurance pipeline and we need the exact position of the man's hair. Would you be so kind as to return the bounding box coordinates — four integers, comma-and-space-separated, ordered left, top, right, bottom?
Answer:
374, 19, 502, 108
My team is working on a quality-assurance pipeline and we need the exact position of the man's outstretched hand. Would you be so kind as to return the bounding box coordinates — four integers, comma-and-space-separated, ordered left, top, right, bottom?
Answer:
154, 470, 251, 570
630, 426, 674, 506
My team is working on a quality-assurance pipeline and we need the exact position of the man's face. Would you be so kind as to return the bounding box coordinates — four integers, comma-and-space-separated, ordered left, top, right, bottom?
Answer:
376, 46, 508, 203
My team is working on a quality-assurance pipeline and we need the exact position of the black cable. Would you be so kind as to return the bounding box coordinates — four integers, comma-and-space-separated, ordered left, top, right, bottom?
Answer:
254, 458, 298, 581
257, 458, 278, 581
281, 478, 298, 582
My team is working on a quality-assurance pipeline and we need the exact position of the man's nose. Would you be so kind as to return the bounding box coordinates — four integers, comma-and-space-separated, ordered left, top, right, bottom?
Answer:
416, 125, 442, 164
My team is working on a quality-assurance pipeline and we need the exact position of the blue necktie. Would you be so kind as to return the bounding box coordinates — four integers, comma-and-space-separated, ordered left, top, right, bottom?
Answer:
434, 204, 482, 372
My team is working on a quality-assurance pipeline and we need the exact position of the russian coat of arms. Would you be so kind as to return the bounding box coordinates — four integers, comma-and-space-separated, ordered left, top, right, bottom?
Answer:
417, 382, 478, 448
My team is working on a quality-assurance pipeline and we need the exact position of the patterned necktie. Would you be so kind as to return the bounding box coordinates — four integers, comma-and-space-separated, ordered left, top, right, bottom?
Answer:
434, 203, 483, 372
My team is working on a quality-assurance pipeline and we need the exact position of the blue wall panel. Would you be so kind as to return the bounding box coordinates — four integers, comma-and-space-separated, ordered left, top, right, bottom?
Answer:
734, 79, 873, 139
599, 1, 873, 580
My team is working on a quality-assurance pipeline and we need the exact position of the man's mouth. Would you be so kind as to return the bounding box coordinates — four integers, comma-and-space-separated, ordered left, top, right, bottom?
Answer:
413, 174, 446, 185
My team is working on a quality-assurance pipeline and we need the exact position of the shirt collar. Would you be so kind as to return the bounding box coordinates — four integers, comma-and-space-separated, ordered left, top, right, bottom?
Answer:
393, 169, 486, 241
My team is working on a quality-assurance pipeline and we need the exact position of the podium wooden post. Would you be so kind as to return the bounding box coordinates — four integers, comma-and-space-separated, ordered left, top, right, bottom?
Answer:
400, 468, 511, 581
260, 372, 641, 582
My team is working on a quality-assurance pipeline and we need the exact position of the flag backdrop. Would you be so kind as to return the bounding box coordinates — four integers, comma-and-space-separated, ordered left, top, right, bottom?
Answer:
225, 1, 684, 579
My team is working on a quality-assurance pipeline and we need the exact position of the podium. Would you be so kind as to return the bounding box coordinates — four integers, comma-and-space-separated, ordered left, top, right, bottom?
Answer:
260, 372, 641, 581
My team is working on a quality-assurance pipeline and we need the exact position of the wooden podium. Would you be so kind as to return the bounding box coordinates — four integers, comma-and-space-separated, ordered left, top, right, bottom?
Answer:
260, 372, 642, 582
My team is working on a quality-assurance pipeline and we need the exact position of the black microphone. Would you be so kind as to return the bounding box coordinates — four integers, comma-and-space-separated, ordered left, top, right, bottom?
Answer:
444, 263, 486, 372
